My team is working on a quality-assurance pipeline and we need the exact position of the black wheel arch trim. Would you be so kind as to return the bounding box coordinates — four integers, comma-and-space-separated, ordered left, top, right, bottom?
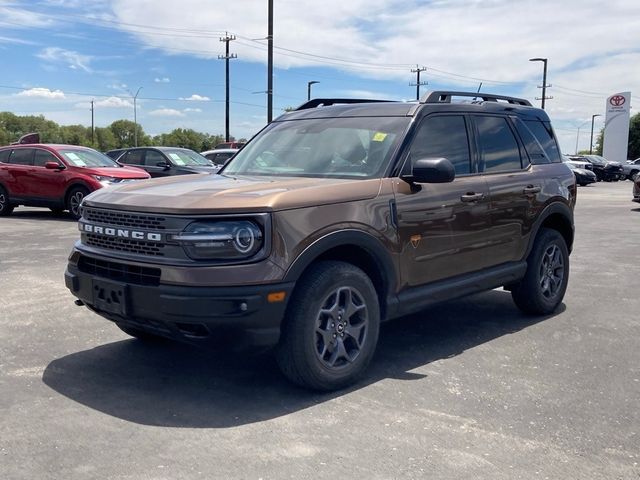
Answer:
283, 229, 398, 317
64, 182, 93, 201
525, 201, 574, 256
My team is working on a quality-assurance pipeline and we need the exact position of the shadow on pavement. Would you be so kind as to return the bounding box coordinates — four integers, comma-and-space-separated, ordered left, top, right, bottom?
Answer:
43, 290, 562, 428
11, 209, 77, 222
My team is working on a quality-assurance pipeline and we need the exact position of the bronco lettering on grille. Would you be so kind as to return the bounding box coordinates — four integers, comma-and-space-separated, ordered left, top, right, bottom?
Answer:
81, 223, 162, 242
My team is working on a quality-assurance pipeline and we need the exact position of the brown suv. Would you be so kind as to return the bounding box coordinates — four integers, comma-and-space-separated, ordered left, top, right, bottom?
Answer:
65, 91, 576, 390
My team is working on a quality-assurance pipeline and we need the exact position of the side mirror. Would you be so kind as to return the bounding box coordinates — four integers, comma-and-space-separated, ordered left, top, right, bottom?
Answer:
157, 161, 171, 169
404, 158, 456, 184
45, 161, 63, 170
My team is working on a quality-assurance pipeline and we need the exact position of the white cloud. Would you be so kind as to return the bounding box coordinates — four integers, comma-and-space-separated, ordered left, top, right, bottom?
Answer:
183, 108, 202, 113
154, 77, 170, 83
180, 94, 211, 101
149, 108, 186, 117
74, 96, 133, 109
37, 47, 93, 72
0, 5, 54, 28
15, 88, 66, 99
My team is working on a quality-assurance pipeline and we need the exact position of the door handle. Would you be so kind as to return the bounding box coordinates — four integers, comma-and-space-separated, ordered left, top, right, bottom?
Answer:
460, 192, 484, 202
523, 185, 541, 194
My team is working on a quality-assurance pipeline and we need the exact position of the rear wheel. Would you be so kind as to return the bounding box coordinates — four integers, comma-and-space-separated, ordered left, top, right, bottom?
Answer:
66, 186, 89, 220
512, 228, 569, 315
0, 186, 14, 216
276, 261, 380, 391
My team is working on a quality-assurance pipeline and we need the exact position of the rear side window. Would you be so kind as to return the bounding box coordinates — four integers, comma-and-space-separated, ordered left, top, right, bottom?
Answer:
34, 149, 59, 167
0, 149, 10, 163
9, 149, 34, 166
475, 116, 522, 173
409, 115, 471, 175
524, 120, 562, 163
513, 118, 549, 165
122, 150, 143, 165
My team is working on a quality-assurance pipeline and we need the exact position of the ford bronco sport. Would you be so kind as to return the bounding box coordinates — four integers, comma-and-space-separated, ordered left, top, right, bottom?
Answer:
65, 91, 575, 391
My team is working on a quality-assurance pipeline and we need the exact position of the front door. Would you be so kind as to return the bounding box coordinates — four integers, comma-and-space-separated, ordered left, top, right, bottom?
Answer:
394, 114, 492, 288
30, 149, 67, 200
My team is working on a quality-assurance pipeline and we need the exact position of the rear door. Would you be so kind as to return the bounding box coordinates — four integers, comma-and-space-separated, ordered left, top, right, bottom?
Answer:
394, 114, 492, 287
472, 115, 546, 264
7, 148, 35, 197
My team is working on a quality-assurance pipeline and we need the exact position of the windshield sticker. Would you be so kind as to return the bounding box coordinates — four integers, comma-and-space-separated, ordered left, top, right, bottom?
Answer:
372, 132, 388, 142
169, 153, 186, 165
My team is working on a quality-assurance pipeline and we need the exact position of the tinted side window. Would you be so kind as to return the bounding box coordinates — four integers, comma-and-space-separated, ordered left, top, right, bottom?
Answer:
144, 150, 165, 166
122, 150, 143, 165
475, 116, 522, 173
410, 115, 471, 175
524, 120, 562, 163
513, 118, 548, 165
34, 149, 59, 167
9, 149, 34, 166
0, 150, 10, 163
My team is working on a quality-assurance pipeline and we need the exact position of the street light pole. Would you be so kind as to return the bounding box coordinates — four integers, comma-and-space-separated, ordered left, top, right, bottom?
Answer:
133, 87, 142, 147
267, 0, 273, 123
529, 57, 550, 109
307, 81, 319, 101
575, 120, 590, 154
590, 114, 602, 154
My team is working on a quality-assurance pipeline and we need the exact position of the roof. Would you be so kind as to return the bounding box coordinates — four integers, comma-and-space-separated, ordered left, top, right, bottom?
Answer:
0, 143, 96, 150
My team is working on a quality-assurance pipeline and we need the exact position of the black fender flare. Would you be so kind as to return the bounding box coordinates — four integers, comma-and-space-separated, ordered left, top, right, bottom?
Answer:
525, 201, 574, 257
283, 229, 398, 306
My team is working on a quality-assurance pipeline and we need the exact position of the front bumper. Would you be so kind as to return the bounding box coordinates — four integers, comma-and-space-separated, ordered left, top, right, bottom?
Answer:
65, 258, 294, 347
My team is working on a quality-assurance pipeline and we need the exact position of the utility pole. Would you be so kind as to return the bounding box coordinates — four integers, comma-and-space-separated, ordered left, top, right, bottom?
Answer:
529, 57, 553, 109
267, 0, 274, 123
307, 81, 319, 101
410, 65, 427, 101
90, 99, 94, 144
219, 32, 237, 142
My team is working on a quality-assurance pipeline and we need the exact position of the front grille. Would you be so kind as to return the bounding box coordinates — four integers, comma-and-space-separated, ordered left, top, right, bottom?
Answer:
85, 234, 166, 256
84, 208, 167, 230
78, 255, 161, 286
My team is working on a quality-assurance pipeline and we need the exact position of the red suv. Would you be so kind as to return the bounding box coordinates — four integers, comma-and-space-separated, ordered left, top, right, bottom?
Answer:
0, 144, 150, 219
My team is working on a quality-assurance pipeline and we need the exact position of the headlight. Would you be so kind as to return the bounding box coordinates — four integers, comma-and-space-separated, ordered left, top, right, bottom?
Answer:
171, 221, 263, 260
93, 175, 121, 186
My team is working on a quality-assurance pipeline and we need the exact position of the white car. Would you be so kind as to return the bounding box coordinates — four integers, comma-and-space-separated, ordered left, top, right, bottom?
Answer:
200, 148, 239, 167
562, 154, 593, 171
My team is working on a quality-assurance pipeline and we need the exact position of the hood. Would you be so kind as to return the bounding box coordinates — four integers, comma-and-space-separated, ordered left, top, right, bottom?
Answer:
179, 165, 219, 173
83, 174, 382, 214
81, 166, 150, 179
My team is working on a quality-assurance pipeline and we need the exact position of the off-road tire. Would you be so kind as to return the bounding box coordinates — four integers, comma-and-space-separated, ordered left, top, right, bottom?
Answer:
0, 186, 14, 216
276, 261, 380, 391
511, 228, 569, 315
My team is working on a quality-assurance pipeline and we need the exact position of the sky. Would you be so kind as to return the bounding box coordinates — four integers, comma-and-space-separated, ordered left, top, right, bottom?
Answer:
0, 0, 639, 154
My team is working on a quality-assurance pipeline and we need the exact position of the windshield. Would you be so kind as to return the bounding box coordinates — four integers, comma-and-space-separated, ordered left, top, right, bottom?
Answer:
164, 149, 212, 166
222, 116, 409, 179
59, 149, 120, 167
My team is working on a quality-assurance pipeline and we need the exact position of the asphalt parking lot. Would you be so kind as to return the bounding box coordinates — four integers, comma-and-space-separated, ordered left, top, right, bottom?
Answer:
1, 181, 639, 480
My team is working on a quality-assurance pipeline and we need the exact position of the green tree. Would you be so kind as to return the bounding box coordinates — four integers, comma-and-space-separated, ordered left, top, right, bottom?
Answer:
108, 120, 148, 148
628, 112, 640, 159
94, 127, 117, 151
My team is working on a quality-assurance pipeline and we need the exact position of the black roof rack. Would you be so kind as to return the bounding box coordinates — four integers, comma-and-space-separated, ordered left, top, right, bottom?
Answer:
420, 91, 532, 106
295, 98, 395, 111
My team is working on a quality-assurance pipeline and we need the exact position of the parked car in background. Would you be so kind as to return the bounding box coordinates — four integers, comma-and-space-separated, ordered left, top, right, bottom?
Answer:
115, 147, 219, 178
200, 148, 238, 167
622, 158, 640, 180
570, 155, 624, 181
214, 141, 245, 150
562, 154, 593, 171
565, 161, 597, 186
0, 144, 150, 218
105, 148, 128, 160
633, 175, 640, 203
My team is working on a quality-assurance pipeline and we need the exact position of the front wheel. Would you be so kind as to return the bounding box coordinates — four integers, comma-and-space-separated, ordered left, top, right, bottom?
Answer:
66, 186, 89, 220
511, 228, 569, 315
276, 261, 380, 391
